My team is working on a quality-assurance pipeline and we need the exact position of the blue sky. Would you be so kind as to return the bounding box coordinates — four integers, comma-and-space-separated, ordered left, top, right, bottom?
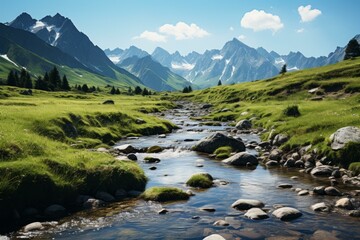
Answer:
1, 0, 360, 57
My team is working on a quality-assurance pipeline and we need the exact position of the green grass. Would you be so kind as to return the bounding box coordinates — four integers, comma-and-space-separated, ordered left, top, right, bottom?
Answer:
0, 86, 176, 221
141, 187, 189, 202
168, 58, 360, 167
186, 173, 213, 188
214, 146, 232, 159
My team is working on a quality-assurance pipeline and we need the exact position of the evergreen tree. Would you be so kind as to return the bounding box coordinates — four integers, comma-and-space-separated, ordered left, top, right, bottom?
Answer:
182, 86, 189, 93
24, 71, 32, 89
77, 85, 82, 91
115, 88, 121, 94
89, 86, 96, 92
19, 68, 28, 87
43, 72, 50, 90
142, 88, 149, 96
7, 70, 17, 86
110, 86, 116, 94
218, 80, 222, 86
34, 76, 42, 90
81, 84, 89, 92
96, 86, 101, 92
49, 66, 61, 90
128, 87, 132, 94
344, 39, 360, 60
279, 64, 287, 75
61, 75, 70, 91
134, 86, 142, 94
188, 86, 192, 92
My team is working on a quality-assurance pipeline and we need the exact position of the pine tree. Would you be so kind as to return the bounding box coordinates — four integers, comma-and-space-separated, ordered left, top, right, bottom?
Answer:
279, 64, 287, 75
128, 87, 132, 94
188, 86, 193, 92
134, 86, 142, 95
142, 88, 149, 96
7, 70, 17, 86
96, 87, 101, 92
61, 75, 70, 91
49, 66, 61, 90
115, 88, 121, 94
24, 71, 32, 89
81, 84, 89, 92
182, 86, 189, 93
19, 68, 27, 87
43, 72, 50, 90
344, 39, 360, 60
89, 86, 96, 92
110, 86, 116, 94
77, 85, 82, 91
218, 80, 222, 86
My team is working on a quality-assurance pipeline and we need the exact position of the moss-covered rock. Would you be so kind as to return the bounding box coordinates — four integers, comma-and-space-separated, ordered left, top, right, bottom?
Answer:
141, 187, 189, 202
214, 146, 232, 159
147, 145, 163, 153
186, 173, 213, 188
349, 162, 360, 175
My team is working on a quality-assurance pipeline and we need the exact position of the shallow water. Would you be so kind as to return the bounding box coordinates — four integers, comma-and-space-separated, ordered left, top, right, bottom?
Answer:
12, 104, 360, 239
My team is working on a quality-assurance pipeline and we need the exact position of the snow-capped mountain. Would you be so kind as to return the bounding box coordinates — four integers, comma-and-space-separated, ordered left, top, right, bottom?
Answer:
104, 46, 149, 64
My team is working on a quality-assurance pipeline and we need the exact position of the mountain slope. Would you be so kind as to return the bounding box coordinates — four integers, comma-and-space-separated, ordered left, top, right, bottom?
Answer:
7, 13, 141, 85
119, 55, 192, 91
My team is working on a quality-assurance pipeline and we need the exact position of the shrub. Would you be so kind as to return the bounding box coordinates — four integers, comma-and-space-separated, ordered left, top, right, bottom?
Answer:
141, 187, 189, 202
349, 162, 360, 175
283, 105, 301, 117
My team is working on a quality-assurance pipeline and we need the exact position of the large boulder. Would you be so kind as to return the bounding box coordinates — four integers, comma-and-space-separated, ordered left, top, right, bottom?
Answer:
231, 199, 264, 210
244, 208, 269, 220
114, 144, 137, 154
329, 126, 360, 150
222, 152, 258, 166
311, 165, 334, 177
193, 132, 245, 154
272, 207, 302, 221
235, 119, 252, 130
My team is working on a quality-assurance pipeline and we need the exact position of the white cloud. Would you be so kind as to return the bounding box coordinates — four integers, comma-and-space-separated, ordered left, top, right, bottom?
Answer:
133, 31, 167, 42
241, 9, 284, 32
238, 34, 246, 40
229, 26, 234, 31
159, 22, 209, 40
298, 5, 322, 22
297, 28, 305, 33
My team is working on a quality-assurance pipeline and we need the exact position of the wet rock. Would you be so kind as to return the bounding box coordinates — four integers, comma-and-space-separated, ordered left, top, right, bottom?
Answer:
291, 176, 298, 180
311, 202, 330, 212
272, 134, 289, 146
127, 153, 137, 161
278, 183, 293, 189
24, 222, 43, 232
22, 207, 39, 218
310, 230, 340, 240
266, 160, 279, 166
149, 166, 157, 170
259, 141, 271, 149
329, 126, 360, 150
203, 234, 225, 240
44, 204, 66, 218
186, 190, 195, 196
311, 165, 334, 177
298, 190, 309, 196
83, 198, 104, 209
284, 158, 296, 167
313, 186, 326, 195
186, 173, 213, 188
324, 186, 342, 196
147, 145, 163, 153
201, 104, 213, 109
244, 208, 269, 220
158, 134, 166, 138
269, 149, 283, 161
144, 157, 161, 163
127, 190, 142, 197
335, 198, 353, 210
200, 207, 216, 212
272, 207, 302, 221
193, 132, 245, 154
114, 144, 137, 154
102, 99, 114, 104
115, 189, 127, 199
294, 160, 304, 168
158, 208, 168, 214
222, 152, 258, 166
292, 152, 301, 160
235, 119, 252, 130
332, 170, 341, 178
349, 210, 360, 217
96, 191, 115, 202
213, 220, 229, 226
231, 199, 264, 210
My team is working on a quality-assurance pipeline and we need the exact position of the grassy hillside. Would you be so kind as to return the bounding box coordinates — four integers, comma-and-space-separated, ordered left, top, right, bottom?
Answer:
172, 58, 360, 164
0, 86, 175, 225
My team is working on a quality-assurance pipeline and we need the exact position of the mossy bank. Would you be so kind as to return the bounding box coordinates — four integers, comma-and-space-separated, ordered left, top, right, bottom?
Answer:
0, 87, 176, 231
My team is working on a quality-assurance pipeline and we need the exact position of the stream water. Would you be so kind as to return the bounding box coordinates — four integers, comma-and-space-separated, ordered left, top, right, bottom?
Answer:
12, 102, 360, 239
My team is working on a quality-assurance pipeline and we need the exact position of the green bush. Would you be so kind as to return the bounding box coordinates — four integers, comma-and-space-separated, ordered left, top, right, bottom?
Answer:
283, 105, 301, 117
349, 162, 360, 175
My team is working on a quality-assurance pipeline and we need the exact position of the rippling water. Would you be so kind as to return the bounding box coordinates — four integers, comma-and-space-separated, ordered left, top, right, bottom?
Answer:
12, 105, 360, 239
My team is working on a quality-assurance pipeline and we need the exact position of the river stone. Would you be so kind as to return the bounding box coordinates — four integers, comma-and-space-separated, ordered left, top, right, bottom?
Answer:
200, 207, 216, 212
201, 104, 213, 109
349, 210, 360, 217
335, 198, 353, 209
213, 220, 229, 226
311, 202, 330, 212
115, 189, 127, 199
313, 186, 326, 195
193, 132, 245, 154
311, 165, 334, 177
272, 207, 302, 221
331, 170, 341, 178
158, 134, 166, 138
144, 157, 161, 163
294, 160, 304, 168
231, 199, 264, 210
114, 144, 137, 154
235, 119, 252, 130
273, 134, 289, 146
158, 208, 168, 214
95, 191, 115, 202
222, 152, 258, 166
329, 126, 360, 150
203, 234, 225, 240
278, 183, 293, 188
24, 222, 43, 232
244, 208, 269, 220
284, 158, 296, 167
269, 149, 283, 161
266, 160, 279, 166
135, 118, 146, 124
325, 186, 342, 196
44, 204, 66, 218
83, 198, 104, 209
298, 190, 309, 196
310, 230, 340, 240
127, 153, 137, 161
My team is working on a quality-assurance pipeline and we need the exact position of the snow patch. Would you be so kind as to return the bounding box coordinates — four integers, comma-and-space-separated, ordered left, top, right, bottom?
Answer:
30, 21, 46, 32
230, 66, 235, 78
275, 58, 285, 65
288, 66, 299, 71
211, 54, 223, 60
108, 56, 121, 64
219, 59, 230, 80
171, 62, 194, 70
0, 54, 18, 67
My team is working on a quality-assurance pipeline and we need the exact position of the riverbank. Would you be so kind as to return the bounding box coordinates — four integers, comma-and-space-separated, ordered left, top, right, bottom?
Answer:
0, 86, 176, 232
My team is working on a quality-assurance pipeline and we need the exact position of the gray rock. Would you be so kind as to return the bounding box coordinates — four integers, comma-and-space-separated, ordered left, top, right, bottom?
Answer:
149, 166, 157, 170
158, 208, 168, 214
349, 210, 360, 217
158, 134, 166, 138
24, 222, 43, 232
294, 160, 304, 168
329, 126, 360, 150
278, 183, 293, 189
95, 191, 115, 202
213, 220, 229, 226
244, 208, 269, 220
272, 207, 302, 221
96, 147, 109, 152
298, 190, 309, 196
115, 189, 127, 199
231, 199, 264, 210
311, 165, 334, 177
311, 202, 330, 212
258, 141, 271, 148
127, 153, 137, 161
335, 198, 353, 210
311, 230, 340, 240
292, 152, 301, 160
222, 152, 258, 166
114, 144, 137, 154
324, 186, 342, 196
269, 149, 283, 161
235, 119, 252, 130
44, 204, 66, 218
193, 132, 245, 154
273, 134, 289, 146
332, 170, 341, 178
203, 234, 226, 240
284, 158, 296, 167
313, 186, 326, 195
135, 118, 146, 124
266, 160, 279, 166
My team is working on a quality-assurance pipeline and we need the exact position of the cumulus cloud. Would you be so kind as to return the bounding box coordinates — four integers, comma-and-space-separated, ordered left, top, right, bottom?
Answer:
297, 28, 305, 33
133, 31, 167, 42
238, 34, 246, 40
241, 9, 284, 32
298, 5, 322, 22
159, 22, 209, 40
